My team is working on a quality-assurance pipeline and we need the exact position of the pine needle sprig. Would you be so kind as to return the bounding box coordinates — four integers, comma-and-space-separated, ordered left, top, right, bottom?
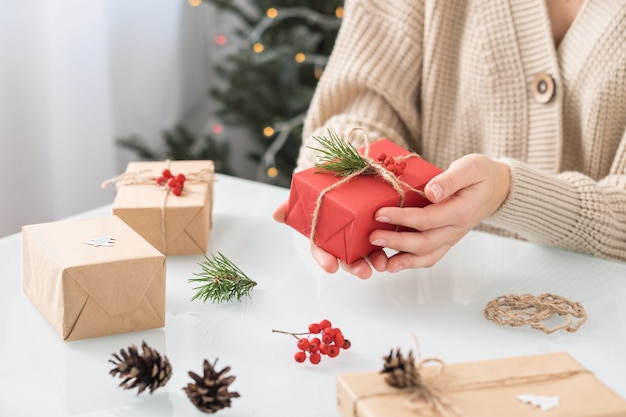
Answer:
189, 252, 257, 303
307, 130, 372, 177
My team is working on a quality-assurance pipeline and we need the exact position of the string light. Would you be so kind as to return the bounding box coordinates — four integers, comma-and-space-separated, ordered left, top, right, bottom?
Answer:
263, 126, 275, 137
188, 0, 202, 6
267, 167, 279, 178
215, 34, 227, 46
253, 43, 264, 53
335, 7, 344, 18
295, 52, 306, 63
212, 124, 224, 134
314, 68, 323, 79
267, 8, 278, 19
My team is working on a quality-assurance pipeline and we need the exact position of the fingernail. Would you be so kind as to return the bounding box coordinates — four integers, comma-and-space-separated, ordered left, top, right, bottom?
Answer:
390, 264, 404, 273
375, 215, 391, 223
430, 183, 443, 201
371, 238, 386, 247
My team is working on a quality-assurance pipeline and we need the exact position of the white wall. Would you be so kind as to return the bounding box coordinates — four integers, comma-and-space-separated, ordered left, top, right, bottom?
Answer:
0, 0, 214, 237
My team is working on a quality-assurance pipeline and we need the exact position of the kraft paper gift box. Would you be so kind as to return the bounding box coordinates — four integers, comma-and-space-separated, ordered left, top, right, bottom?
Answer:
337, 352, 626, 417
22, 216, 166, 341
110, 160, 214, 255
284, 138, 442, 263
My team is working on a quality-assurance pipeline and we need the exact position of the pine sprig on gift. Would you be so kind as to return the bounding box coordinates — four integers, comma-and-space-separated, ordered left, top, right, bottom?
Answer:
189, 252, 257, 303
308, 130, 372, 177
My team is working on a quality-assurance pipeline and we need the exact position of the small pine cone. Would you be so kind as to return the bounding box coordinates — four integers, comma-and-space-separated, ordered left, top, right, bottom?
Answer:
183, 359, 241, 414
381, 348, 422, 389
109, 341, 172, 395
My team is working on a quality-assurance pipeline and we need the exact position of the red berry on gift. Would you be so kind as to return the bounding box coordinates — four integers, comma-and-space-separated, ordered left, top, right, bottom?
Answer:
342, 339, 352, 350
309, 352, 322, 365
334, 333, 345, 347
297, 338, 310, 351
394, 166, 404, 176
162, 169, 172, 179
319, 343, 330, 355
156, 176, 165, 185
384, 156, 394, 165
172, 186, 182, 196
294, 351, 306, 363
376, 153, 387, 162
322, 333, 334, 344
168, 177, 177, 188
176, 173, 186, 185
308, 323, 321, 334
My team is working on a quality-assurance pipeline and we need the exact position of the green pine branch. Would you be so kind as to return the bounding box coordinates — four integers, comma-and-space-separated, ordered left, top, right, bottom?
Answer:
189, 252, 257, 303
308, 130, 371, 176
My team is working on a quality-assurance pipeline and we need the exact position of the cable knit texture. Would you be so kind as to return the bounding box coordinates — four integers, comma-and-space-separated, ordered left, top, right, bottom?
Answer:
298, 0, 626, 262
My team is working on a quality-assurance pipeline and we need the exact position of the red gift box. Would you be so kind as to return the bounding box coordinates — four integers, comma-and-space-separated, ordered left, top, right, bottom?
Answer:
284, 138, 442, 263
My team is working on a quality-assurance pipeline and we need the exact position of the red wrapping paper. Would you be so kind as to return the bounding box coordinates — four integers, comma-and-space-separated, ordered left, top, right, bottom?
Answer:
284, 139, 442, 263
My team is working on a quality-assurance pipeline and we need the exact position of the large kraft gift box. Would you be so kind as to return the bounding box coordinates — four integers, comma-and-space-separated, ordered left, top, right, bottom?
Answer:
111, 160, 214, 255
22, 216, 166, 341
285, 139, 442, 263
337, 352, 626, 417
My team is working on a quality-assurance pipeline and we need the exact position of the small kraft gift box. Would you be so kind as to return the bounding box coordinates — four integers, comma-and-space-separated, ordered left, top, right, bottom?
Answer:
336, 352, 626, 417
22, 216, 166, 341
107, 160, 214, 255
285, 137, 442, 264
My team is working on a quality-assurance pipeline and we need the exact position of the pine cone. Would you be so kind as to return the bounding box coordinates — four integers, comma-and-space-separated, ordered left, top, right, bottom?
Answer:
109, 341, 172, 395
183, 358, 240, 414
381, 348, 422, 389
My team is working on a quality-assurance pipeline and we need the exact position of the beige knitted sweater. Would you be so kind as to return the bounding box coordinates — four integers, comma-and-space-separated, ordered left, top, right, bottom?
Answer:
296, 0, 626, 262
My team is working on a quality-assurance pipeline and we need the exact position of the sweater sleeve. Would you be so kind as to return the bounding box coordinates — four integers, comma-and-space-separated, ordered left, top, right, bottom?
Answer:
296, 0, 426, 171
485, 149, 626, 261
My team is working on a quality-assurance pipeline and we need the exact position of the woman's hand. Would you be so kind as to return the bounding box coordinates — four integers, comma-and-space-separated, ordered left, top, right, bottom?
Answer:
369, 154, 511, 272
272, 153, 511, 278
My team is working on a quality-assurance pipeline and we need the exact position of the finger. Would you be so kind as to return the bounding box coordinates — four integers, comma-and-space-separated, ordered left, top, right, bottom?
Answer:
272, 200, 289, 223
339, 259, 373, 280
311, 243, 339, 273
375, 202, 473, 233
371, 226, 466, 259
424, 155, 483, 203
386, 244, 453, 272
368, 249, 389, 272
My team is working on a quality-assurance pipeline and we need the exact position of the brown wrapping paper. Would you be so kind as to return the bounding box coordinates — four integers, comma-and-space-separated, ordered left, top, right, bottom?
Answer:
337, 352, 626, 417
22, 216, 166, 341
111, 160, 214, 255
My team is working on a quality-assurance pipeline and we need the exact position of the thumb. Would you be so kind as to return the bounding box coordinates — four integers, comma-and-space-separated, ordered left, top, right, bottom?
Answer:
424, 156, 480, 203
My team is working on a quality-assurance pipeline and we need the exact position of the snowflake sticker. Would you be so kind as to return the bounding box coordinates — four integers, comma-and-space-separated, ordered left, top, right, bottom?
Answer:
84, 235, 116, 247
517, 394, 560, 411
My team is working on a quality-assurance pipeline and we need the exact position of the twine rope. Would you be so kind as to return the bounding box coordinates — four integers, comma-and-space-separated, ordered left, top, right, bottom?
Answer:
484, 293, 587, 334
102, 161, 214, 253
309, 129, 426, 244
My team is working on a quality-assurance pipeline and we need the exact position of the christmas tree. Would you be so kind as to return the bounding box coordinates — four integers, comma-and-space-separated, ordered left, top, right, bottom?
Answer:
119, 0, 344, 187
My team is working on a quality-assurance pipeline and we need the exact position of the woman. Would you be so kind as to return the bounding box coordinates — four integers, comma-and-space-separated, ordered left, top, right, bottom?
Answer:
274, 0, 626, 279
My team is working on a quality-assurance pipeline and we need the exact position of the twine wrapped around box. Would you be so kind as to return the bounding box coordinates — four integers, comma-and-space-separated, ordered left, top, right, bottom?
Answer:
103, 160, 215, 255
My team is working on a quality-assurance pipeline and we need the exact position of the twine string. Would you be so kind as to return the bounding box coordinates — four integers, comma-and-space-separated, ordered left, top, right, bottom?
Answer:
484, 293, 587, 334
309, 129, 426, 244
102, 161, 215, 253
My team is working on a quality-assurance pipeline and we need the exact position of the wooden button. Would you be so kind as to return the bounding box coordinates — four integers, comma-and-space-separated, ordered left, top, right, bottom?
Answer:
530, 72, 555, 104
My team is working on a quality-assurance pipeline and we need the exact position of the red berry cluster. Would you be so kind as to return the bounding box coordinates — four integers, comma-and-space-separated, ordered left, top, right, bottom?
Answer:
273, 319, 351, 365
376, 153, 407, 176
156, 169, 186, 196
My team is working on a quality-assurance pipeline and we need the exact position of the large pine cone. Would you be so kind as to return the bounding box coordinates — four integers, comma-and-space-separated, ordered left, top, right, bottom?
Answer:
381, 348, 422, 389
183, 359, 240, 413
109, 341, 172, 395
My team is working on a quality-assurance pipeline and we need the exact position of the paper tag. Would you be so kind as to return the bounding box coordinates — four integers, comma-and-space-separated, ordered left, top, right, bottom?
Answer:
517, 394, 560, 411
84, 235, 116, 247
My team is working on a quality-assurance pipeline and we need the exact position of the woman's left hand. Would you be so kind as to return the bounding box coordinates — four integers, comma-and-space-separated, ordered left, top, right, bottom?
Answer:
368, 153, 511, 272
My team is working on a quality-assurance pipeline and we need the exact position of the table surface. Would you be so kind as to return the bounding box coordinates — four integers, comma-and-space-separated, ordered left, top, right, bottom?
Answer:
1, 174, 625, 417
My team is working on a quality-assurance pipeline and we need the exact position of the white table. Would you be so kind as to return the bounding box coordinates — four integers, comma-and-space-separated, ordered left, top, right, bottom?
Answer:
1, 174, 625, 416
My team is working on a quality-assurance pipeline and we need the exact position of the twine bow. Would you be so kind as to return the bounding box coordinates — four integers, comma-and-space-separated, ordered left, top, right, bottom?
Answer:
102, 160, 214, 253
309, 129, 426, 244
